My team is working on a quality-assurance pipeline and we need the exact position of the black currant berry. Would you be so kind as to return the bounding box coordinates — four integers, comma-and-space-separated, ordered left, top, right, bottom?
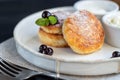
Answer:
112, 51, 120, 58
42, 11, 51, 18
38, 44, 54, 56
39, 44, 47, 50
47, 47, 53, 55
39, 49, 43, 53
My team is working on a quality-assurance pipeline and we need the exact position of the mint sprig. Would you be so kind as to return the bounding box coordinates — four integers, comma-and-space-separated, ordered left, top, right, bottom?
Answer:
35, 14, 58, 26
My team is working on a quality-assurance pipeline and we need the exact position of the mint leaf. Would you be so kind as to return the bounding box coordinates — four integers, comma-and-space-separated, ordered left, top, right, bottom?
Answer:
35, 18, 49, 26
48, 15, 58, 25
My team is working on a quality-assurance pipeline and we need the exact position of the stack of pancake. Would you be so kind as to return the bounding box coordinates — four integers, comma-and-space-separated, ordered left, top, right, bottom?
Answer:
38, 11, 70, 47
38, 10, 105, 55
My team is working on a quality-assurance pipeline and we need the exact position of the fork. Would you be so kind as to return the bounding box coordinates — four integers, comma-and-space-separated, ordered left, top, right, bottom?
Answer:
0, 57, 65, 80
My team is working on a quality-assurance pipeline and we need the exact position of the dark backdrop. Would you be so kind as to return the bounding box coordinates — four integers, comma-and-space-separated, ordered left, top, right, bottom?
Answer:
0, 0, 77, 43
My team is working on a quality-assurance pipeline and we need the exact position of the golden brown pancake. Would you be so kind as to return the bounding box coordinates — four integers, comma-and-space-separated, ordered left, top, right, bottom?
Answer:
40, 24, 62, 34
38, 29, 68, 47
62, 10, 105, 55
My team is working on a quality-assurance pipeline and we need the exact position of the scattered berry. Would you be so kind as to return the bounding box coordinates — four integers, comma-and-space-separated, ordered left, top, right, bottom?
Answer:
112, 51, 120, 58
47, 47, 53, 55
42, 11, 51, 18
39, 44, 47, 50
39, 49, 44, 53
38, 44, 53, 56
43, 49, 48, 54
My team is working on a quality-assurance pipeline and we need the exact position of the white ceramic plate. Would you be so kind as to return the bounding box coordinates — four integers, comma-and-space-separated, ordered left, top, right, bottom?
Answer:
14, 6, 120, 75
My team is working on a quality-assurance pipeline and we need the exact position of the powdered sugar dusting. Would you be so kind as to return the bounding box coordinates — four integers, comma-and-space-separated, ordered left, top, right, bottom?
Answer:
73, 10, 89, 27
69, 10, 91, 35
53, 11, 70, 27
53, 11, 70, 20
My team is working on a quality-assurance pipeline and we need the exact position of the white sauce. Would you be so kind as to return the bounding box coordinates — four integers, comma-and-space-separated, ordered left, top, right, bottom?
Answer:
108, 13, 120, 27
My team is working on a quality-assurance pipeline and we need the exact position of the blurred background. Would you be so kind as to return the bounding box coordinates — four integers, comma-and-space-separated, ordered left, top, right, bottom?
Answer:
0, 0, 76, 42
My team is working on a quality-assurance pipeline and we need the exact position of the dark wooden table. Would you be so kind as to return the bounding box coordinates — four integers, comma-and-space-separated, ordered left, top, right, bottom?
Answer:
0, 0, 77, 80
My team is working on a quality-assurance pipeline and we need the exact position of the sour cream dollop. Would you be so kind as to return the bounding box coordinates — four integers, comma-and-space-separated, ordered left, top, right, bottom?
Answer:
108, 13, 120, 27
